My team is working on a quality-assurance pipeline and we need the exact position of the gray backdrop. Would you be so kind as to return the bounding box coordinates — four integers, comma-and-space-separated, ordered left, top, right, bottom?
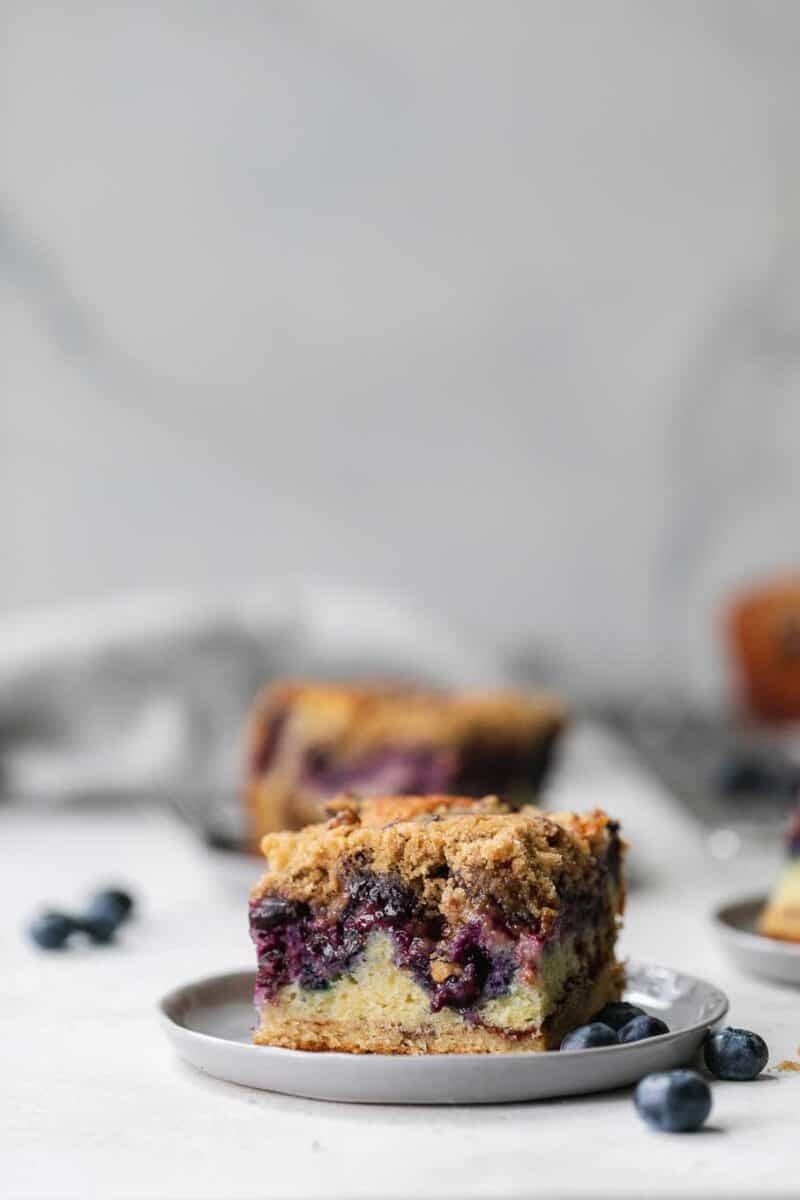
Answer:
4, 1, 800, 703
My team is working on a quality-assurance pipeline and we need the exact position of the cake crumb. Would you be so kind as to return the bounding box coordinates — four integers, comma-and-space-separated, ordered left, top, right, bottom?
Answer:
430, 961, 461, 983
777, 1060, 800, 1072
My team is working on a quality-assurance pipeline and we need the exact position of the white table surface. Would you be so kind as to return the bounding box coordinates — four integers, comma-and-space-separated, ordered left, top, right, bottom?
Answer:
5, 728, 799, 1199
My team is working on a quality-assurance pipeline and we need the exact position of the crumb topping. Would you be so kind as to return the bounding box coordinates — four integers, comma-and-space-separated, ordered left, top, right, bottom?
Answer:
247, 680, 566, 765
252, 794, 623, 934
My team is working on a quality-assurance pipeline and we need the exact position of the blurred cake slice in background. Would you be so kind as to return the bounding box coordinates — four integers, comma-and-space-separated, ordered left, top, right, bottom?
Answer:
243, 680, 567, 842
727, 575, 800, 722
759, 808, 800, 942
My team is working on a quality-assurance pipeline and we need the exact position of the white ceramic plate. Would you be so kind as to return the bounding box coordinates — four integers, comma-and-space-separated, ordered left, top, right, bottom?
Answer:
713, 894, 800, 986
159, 960, 727, 1104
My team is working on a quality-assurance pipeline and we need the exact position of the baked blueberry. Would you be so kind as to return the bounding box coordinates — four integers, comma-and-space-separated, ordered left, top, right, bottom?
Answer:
593, 1001, 645, 1031
634, 1069, 712, 1132
619, 1014, 669, 1043
250, 895, 309, 932
560, 1022, 618, 1050
430, 960, 483, 1011
704, 1027, 769, 1081
29, 911, 76, 950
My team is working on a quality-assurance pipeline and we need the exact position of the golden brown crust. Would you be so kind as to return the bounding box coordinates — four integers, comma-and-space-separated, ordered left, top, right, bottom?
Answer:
354, 792, 514, 826
249, 680, 566, 761
244, 679, 567, 841
252, 794, 623, 936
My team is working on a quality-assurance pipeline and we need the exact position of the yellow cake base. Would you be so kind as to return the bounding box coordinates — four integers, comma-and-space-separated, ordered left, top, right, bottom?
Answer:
254, 933, 624, 1054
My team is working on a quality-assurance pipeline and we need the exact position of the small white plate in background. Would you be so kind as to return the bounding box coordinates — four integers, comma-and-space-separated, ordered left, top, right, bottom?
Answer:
713, 895, 800, 987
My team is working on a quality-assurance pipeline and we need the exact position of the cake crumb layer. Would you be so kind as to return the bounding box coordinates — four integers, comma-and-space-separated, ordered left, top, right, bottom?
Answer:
253, 793, 623, 936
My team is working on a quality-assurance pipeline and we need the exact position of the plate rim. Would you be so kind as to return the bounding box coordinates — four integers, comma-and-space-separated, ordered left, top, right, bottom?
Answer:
158, 958, 729, 1064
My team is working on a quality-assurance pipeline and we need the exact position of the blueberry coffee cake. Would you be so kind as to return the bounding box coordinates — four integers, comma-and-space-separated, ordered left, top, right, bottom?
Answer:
249, 794, 625, 1053
244, 681, 567, 841
726, 575, 800, 721
759, 807, 800, 942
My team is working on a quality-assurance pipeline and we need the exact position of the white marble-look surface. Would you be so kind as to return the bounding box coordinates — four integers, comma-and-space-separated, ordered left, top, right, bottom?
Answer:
4, 2, 800, 702
5, 729, 799, 1198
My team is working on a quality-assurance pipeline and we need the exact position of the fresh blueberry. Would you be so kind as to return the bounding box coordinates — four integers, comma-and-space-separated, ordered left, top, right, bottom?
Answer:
593, 1001, 646, 1031
560, 1022, 618, 1050
86, 888, 134, 927
29, 911, 76, 950
79, 913, 118, 944
704, 1027, 769, 1081
634, 1069, 712, 1132
619, 1014, 670, 1043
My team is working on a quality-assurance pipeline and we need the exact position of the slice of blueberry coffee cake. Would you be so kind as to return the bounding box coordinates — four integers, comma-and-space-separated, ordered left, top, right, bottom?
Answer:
759, 807, 800, 942
244, 680, 567, 842
249, 794, 625, 1053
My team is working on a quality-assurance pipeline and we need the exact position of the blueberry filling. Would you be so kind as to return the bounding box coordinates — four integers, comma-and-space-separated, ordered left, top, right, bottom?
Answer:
296, 732, 560, 801
251, 896, 309, 931
344, 872, 420, 927
428, 922, 517, 1012
301, 746, 458, 798
250, 867, 615, 1017
253, 702, 561, 811
251, 874, 431, 1002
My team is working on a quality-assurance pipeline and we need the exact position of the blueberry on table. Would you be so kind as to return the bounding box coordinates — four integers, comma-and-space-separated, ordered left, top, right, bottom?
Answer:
592, 1001, 645, 1031
634, 1070, 712, 1132
560, 1022, 618, 1050
79, 913, 118, 944
704, 1027, 769, 1081
619, 1014, 670, 1043
86, 888, 134, 927
29, 911, 76, 950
